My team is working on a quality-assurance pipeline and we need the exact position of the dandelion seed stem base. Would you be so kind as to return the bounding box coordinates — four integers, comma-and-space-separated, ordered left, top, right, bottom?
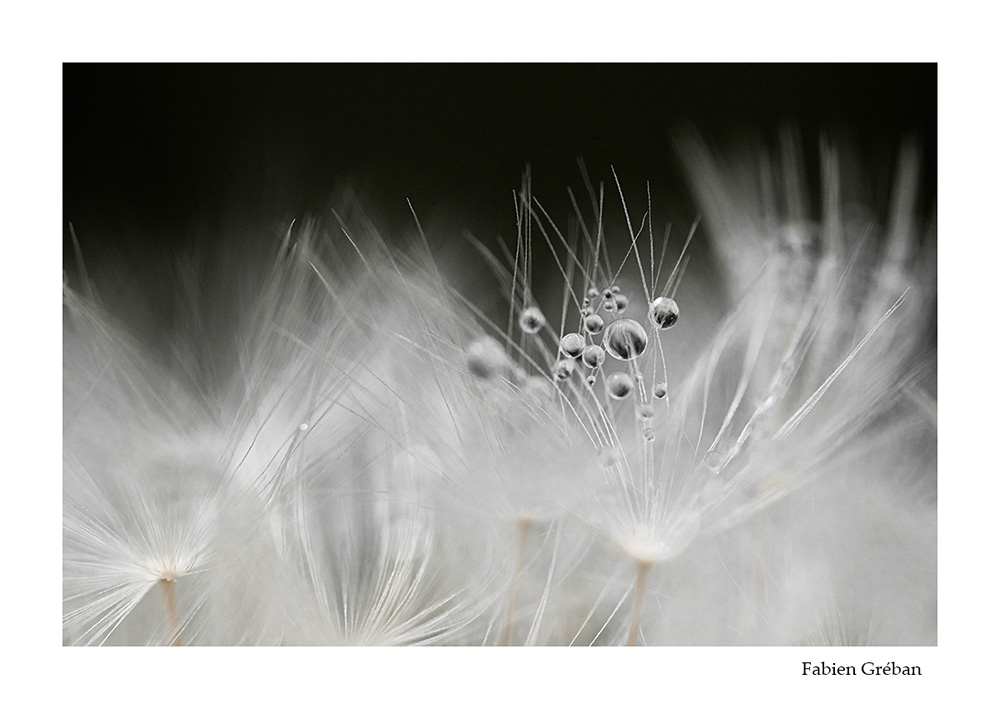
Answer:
497, 516, 535, 646
626, 559, 653, 646
159, 579, 183, 647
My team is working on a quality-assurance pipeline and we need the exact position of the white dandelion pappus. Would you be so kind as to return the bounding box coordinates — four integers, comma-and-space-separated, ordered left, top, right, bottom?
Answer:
63, 133, 935, 645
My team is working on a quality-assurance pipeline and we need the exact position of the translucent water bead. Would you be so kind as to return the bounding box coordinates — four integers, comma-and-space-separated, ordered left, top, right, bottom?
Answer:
602, 318, 648, 361
581, 344, 606, 369
518, 306, 546, 334
553, 359, 575, 381
648, 297, 679, 329
466, 337, 508, 379
559, 332, 586, 358
606, 371, 635, 400
613, 294, 629, 312
652, 381, 668, 399
584, 313, 604, 334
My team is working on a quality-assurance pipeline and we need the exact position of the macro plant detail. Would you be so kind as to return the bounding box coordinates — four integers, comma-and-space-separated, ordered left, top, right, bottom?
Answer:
63, 131, 936, 646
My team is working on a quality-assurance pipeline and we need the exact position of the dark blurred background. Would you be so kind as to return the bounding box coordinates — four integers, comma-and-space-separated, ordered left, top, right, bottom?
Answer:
63, 63, 936, 274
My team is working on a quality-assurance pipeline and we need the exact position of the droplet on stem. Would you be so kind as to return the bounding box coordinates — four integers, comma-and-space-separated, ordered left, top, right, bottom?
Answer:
602, 318, 648, 361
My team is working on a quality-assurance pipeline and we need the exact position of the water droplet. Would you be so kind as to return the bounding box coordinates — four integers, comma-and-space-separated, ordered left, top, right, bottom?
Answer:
611, 285, 621, 295
606, 371, 635, 400
602, 318, 648, 361
614, 294, 629, 312
603, 288, 614, 300
518, 306, 546, 334
642, 427, 655, 441
298, 423, 309, 432
466, 337, 508, 378
586, 375, 597, 387
587, 287, 600, 300
553, 359, 575, 381
559, 332, 586, 358
581, 344, 606, 369
648, 297, 679, 329
652, 381, 668, 399
638, 403, 655, 419
705, 449, 725, 473
584, 313, 604, 335
598, 446, 620, 467
582, 297, 590, 307
603, 300, 615, 311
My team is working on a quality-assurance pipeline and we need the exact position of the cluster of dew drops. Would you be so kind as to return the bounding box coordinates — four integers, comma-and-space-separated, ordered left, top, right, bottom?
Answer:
514, 284, 680, 441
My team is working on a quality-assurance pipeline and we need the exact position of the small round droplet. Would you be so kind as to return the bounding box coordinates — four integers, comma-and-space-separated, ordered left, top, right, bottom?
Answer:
705, 449, 725, 473
559, 332, 586, 358
611, 285, 621, 295
613, 294, 629, 312
606, 371, 635, 400
582, 297, 590, 307
602, 318, 648, 361
586, 375, 597, 387
598, 446, 620, 467
638, 403, 655, 420
603, 300, 615, 311
642, 427, 655, 442
648, 297, 679, 329
603, 288, 614, 300
298, 422, 310, 432
581, 344, 606, 369
652, 381, 668, 399
584, 313, 604, 335
466, 337, 508, 378
518, 306, 546, 334
587, 287, 600, 300
553, 359, 575, 381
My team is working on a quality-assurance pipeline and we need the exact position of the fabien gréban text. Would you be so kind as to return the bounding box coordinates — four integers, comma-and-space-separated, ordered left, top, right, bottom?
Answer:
802, 662, 922, 676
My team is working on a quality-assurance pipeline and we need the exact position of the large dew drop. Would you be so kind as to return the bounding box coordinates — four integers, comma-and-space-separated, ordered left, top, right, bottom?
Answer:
606, 371, 635, 400
602, 318, 648, 361
648, 297, 679, 329
518, 306, 546, 334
